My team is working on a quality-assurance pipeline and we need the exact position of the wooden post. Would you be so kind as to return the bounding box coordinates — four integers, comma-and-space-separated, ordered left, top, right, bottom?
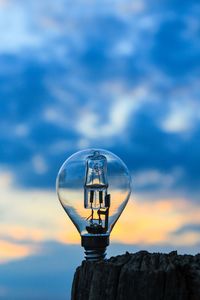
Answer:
71, 250, 200, 300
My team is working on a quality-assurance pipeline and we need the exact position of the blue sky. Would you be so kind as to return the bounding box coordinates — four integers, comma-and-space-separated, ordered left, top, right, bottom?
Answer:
0, 0, 200, 195
0, 0, 200, 299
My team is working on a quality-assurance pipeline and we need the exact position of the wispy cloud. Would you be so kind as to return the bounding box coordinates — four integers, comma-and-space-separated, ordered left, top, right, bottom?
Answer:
1, 177, 200, 265
0, 0, 200, 197
0, 240, 36, 263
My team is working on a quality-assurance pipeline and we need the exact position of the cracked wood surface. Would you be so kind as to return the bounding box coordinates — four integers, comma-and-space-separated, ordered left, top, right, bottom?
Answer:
71, 251, 200, 300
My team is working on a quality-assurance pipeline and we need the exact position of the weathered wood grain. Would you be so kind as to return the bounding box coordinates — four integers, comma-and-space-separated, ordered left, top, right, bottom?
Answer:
71, 251, 200, 300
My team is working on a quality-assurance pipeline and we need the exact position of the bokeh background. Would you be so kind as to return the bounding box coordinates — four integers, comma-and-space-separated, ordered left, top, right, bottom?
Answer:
1, 0, 200, 299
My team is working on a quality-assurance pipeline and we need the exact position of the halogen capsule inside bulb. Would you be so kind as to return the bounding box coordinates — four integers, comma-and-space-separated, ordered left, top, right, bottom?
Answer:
84, 151, 110, 234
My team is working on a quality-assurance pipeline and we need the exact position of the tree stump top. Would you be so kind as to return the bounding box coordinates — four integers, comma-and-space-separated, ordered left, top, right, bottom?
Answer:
72, 250, 200, 300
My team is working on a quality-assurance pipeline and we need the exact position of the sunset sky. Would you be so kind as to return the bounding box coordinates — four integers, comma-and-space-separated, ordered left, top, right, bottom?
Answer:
1, 0, 200, 299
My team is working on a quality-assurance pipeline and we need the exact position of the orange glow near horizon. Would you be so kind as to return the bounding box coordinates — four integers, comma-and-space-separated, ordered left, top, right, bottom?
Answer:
1, 187, 200, 263
112, 200, 182, 244
0, 241, 36, 263
59, 196, 200, 246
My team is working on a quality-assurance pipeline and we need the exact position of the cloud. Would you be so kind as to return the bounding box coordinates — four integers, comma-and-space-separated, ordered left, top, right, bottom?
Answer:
0, 240, 36, 263
0, 0, 199, 201
0, 171, 13, 189
134, 168, 183, 194
0, 1, 43, 53
2, 184, 200, 257
76, 86, 148, 139
32, 154, 48, 175
161, 99, 200, 134
173, 223, 200, 235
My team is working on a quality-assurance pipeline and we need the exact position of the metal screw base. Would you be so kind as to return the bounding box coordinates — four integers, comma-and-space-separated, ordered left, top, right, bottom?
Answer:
84, 247, 107, 261
81, 235, 109, 261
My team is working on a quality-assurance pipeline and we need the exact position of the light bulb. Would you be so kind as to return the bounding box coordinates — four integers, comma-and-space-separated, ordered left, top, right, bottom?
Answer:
56, 149, 131, 261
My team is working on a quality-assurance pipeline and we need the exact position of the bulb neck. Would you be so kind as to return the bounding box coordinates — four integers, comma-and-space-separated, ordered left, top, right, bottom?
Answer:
81, 235, 109, 261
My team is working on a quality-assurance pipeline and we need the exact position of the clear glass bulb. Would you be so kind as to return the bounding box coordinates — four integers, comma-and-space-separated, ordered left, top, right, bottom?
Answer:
56, 148, 131, 260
